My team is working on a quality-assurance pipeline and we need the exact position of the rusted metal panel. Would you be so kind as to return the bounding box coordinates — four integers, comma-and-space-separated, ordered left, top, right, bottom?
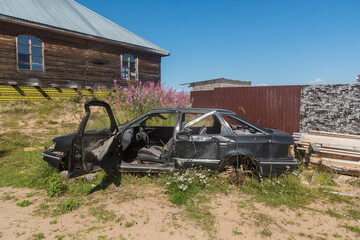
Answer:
190, 90, 214, 108
191, 85, 301, 135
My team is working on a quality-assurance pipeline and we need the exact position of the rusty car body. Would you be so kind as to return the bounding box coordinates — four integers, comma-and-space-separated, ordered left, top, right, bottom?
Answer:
42, 100, 298, 178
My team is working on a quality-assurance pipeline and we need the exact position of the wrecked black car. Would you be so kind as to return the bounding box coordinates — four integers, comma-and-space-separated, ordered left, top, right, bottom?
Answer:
42, 100, 298, 178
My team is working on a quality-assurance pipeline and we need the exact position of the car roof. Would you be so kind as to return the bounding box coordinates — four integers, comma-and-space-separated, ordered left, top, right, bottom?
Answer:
146, 108, 235, 114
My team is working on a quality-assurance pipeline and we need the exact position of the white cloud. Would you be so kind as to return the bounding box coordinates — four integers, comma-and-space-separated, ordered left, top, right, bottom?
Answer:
308, 78, 324, 85
257, 83, 269, 86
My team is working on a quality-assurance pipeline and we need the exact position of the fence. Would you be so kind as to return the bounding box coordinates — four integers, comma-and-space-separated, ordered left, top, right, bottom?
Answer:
191, 85, 301, 135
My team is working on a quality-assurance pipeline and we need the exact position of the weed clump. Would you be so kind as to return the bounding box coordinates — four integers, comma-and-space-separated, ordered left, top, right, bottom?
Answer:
163, 169, 208, 205
45, 175, 67, 197
58, 199, 80, 213
244, 174, 317, 208
16, 200, 32, 207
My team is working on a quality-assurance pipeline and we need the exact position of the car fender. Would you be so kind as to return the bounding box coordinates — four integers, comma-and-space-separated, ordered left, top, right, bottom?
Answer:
219, 148, 255, 168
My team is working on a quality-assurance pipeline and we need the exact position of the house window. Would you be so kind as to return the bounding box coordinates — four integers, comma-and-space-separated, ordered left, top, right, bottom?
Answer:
121, 54, 137, 80
17, 35, 44, 71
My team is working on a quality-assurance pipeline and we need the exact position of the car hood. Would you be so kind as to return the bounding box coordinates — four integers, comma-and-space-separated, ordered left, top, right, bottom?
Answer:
52, 133, 75, 152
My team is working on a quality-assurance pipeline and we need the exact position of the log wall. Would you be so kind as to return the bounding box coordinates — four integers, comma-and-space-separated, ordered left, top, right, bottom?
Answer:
0, 20, 162, 89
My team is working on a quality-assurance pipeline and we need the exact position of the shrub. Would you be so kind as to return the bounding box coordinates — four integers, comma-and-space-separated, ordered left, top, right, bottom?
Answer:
109, 79, 191, 120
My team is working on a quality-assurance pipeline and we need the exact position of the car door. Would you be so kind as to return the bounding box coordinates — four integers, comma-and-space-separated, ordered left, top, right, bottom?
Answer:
68, 100, 119, 178
172, 111, 222, 169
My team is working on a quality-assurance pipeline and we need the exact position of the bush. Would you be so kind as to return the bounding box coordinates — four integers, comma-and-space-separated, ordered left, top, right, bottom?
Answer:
109, 79, 191, 120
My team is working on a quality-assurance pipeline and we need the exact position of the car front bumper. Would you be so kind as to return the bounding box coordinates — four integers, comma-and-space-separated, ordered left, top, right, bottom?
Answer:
256, 158, 298, 176
42, 150, 65, 170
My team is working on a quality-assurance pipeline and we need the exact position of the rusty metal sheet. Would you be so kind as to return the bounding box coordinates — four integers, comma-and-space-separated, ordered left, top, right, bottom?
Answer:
190, 90, 214, 108
191, 86, 301, 135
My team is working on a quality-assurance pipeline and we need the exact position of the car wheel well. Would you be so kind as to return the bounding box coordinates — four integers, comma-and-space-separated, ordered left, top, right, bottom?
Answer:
59, 153, 70, 171
226, 155, 258, 172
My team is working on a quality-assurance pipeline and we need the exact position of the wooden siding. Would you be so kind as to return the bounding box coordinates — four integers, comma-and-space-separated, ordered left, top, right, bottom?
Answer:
0, 20, 162, 89
191, 86, 302, 135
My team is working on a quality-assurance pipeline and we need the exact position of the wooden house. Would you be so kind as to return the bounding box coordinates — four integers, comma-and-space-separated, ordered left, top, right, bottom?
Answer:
0, 0, 169, 90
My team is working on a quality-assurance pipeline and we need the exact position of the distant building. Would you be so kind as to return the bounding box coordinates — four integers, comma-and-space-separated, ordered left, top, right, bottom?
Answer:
182, 78, 251, 91
0, 0, 169, 89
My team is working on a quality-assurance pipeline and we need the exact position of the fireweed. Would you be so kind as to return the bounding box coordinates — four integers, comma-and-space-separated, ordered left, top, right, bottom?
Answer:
108, 79, 192, 120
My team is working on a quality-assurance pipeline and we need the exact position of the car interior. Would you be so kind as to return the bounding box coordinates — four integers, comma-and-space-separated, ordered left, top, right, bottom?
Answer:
120, 112, 223, 164
121, 113, 177, 164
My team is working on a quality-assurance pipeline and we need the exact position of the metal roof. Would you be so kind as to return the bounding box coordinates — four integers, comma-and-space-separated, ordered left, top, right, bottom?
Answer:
180, 78, 251, 86
0, 0, 169, 56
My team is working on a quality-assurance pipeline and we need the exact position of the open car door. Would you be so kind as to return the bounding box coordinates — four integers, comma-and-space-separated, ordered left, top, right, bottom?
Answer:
68, 100, 119, 178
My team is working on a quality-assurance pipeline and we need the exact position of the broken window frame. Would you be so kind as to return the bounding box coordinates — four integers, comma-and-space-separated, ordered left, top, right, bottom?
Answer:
182, 111, 222, 135
221, 114, 268, 134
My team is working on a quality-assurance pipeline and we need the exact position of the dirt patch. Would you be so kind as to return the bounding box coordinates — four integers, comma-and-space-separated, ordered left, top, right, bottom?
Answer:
0, 186, 359, 240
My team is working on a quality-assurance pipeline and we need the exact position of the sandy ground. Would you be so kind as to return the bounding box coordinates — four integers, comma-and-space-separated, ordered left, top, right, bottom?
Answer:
0, 185, 359, 240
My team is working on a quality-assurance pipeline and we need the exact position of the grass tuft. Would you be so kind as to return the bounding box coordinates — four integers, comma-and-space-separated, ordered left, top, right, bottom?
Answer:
58, 199, 80, 213
244, 174, 318, 208
16, 199, 32, 207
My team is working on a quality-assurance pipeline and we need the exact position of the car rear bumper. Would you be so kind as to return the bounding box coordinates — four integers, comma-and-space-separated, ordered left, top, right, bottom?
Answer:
42, 150, 65, 170
256, 158, 298, 176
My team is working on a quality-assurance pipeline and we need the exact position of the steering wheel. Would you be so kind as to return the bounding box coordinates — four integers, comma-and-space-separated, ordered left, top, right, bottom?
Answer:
136, 127, 150, 147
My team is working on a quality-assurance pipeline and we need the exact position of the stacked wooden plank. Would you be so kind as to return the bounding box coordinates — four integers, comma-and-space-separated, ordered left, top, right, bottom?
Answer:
293, 130, 360, 176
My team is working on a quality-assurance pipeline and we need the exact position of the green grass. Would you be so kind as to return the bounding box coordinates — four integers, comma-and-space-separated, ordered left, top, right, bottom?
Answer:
31, 233, 45, 240
185, 203, 217, 233
302, 168, 337, 186
342, 224, 360, 235
260, 228, 272, 237
347, 209, 360, 221
243, 174, 319, 208
124, 221, 135, 228
324, 209, 345, 219
16, 200, 32, 207
89, 205, 117, 223
232, 227, 243, 236
58, 199, 80, 213
333, 233, 342, 238
50, 220, 57, 225
55, 235, 64, 240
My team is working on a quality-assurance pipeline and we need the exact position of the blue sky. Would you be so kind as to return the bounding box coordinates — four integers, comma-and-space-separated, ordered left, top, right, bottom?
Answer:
77, 0, 360, 90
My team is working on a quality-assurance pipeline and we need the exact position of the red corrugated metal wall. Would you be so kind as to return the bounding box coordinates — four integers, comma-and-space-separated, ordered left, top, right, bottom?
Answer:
191, 85, 301, 134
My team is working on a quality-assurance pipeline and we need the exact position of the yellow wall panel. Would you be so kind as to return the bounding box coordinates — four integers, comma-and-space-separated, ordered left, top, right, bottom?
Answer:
0, 86, 109, 103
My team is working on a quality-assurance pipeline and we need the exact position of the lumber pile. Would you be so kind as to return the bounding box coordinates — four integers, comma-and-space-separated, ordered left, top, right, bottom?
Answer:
293, 130, 360, 176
